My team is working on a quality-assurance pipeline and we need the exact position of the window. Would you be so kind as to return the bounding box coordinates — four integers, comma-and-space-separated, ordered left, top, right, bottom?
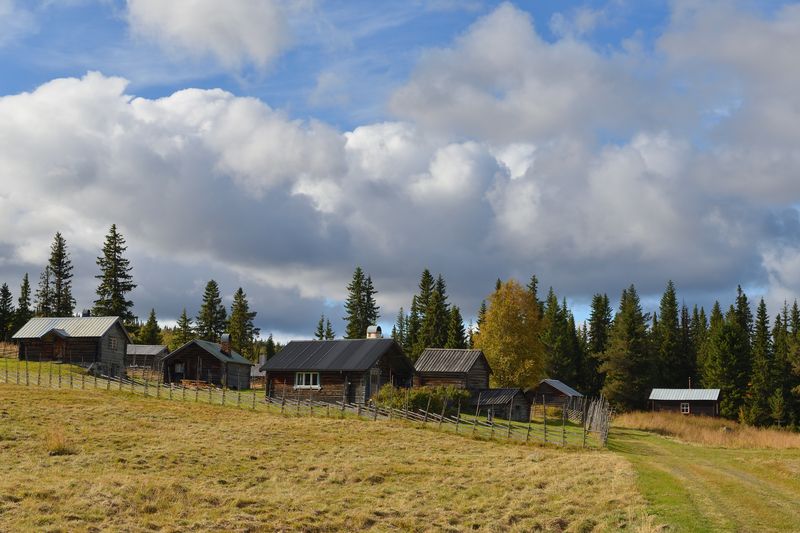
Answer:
295, 372, 320, 389
174, 362, 184, 374
108, 337, 118, 351
681, 402, 690, 415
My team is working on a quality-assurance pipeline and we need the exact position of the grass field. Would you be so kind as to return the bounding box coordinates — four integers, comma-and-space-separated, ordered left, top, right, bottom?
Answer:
0, 384, 653, 532
610, 416, 800, 532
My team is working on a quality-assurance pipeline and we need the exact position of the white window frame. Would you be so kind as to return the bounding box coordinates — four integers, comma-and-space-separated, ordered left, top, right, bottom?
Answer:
294, 372, 320, 389
680, 402, 690, 415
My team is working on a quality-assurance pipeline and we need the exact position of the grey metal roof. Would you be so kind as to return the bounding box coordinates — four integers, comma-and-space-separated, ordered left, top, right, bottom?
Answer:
469, 388, 527, 406
13, 316, 129, 341
127, 344, 168, 356
165, 339, 253, 366
649, 388, 720, 401
261, 339, 410, 372
415, 348, 488, 374
539, 379, 583, 397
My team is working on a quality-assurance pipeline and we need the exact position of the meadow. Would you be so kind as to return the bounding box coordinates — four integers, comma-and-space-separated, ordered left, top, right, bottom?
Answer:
0, 384, 653, 532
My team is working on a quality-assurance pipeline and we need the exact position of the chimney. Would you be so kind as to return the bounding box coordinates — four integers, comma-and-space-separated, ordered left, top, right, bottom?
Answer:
220, 333, 231, 355
366, 325, 382, 339
80, 309, 92, 318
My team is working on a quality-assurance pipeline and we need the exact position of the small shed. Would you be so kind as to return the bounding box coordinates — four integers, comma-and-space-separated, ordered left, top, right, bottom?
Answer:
162, 338, 253, 390
468, 388, 531, 422
413, 348, 491, 390
527, 379, 584, 409
649, 388, 720, 417
12, 316, 131, 376
261, 338, 414, 404
126, 344, 169, 368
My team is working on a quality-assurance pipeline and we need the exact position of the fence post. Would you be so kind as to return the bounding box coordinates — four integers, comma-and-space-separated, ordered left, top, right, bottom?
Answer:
507, 402, 513, 439
70, 367, 74, 389
423, 394, 432, 425
373, 399, 379, 421
543, 395, 547, 444
472, 393, 481, 436
357, 402, 362, 417
526, 415, 532, 443
195, 382, 199, 403
58, 363, 62, 388
489, 408, 495, 439
37, 360, 41, 387
94, 366, 98, 389
144, 374, 149, 397
24, 353, 29, 386
237, 389, 241, 408
582, 398, 589, 448
82, 371, 86, 390
562, 405, 567, 447
5, 355, 9, 383
252, 389, 256, 410
16, 358, 20, 385
455, 399, 461, 434
438, 395, 448, 431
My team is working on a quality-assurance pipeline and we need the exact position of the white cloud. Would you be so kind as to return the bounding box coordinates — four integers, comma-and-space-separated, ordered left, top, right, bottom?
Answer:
126, 0, 293, 69
0, 0, 36, 47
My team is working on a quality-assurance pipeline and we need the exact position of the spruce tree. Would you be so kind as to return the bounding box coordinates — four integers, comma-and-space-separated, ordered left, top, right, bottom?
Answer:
406, 297, 421, 358
48, 232, 75, 317
771, 308, 791, 426
788, 301, 800, 425
324, 318, 335, 340
527, 274, 544, 318
138, 309, 163, 345
14, 273, 32, 332
343, 267, 366, 339
690, 305, 707, 383
745, 299, 772, 426
35, 266, 53, 316
93, 224, 136, 321
655, 280, 683, 387
315, 315, 326, 340
445, 305, 467, 349
362, 275, 380, 328
586, 293, 612, 397
600, 285, 652, 411
705, 306, 750, 419
229, 287, 259, 359
541, 288, 571, 382
700, 302, 724, 387
416, 269, 435, 324
393, 307, 406, 347
418, 280, 448, 351
172, 308, 194, 349
265, 333, 277, 359
679, 304, 697, 385
0, 284, 15, 341
477, 300, 487, 331
196, 280, 227, 342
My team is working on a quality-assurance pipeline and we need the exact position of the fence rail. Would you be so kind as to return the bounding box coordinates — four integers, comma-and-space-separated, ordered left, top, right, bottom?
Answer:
0, 347, 612, 448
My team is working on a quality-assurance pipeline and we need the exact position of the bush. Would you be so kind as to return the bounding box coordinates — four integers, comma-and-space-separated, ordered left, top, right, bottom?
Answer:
374, 384, 470, 415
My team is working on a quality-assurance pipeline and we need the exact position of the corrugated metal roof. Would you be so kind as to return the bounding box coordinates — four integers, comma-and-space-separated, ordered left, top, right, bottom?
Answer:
127, 344, 168, 356
261, 339, 410, 372
415, 348, 487, 374
649, 388, 720, 401
469, 388, 526, 406
540, 378, 583, 397
166, 339, 253, 366
12, 316, 126, 340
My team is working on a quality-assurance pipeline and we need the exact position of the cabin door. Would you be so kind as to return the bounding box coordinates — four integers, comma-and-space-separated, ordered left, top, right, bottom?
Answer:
54, 338, 66, 362
369, 368, 380, 400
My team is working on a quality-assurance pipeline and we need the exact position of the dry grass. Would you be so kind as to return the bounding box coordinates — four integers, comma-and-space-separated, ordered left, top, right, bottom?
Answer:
614, 411, 800, 449
43, 427, 77, 456
0, 384, 655, 532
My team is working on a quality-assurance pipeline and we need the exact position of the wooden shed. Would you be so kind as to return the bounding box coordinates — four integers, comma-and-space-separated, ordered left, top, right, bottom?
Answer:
162, 338, 253, 390
526, 378, 584, 409
469, 388, 531, 422
12, 316, 131, 376
261, 338, 414, 404
649, 388, 720, 417
126, 344, 169, 368
413, 348, 491, 390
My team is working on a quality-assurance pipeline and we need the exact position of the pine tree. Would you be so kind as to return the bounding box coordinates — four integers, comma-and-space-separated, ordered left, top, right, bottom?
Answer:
48, 232, 75, 317
14, 273, 32, 332
171, 308, 194, 349
700, 302, 724, 387
704, 306, 750, 419
35, 266, 53, 316
315, 315, 326, 340
586, 293, 612, 397
600, 285, 652, 411
0, 284, 15, 341
324, 318, 335, 340
744, 299, 772, 426
393, 307, 406, 347
655, 280, 683, 387
445, 305, 467, 349
406, 297, 421, 358
196, 280, 227, 342
771, 307, 791, 426
93, 224, 136, 321
265, 333, 277, 359
416, 270, 435, 324
229, 287, 259, 359
343, 267, 368, 339
138, 309, 162, 345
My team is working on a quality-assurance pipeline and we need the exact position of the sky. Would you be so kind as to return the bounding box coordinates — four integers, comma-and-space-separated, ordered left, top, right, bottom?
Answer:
1, 0, 800, 341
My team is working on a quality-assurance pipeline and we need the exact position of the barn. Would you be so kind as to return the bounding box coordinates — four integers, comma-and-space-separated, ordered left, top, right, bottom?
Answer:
526, 378, 584, 409
12, 316, 131, 376
126, 344, 168, 369
162, 336, 253, 390
468, 388, 531, 423
649, 388, 721, 417
413, 348, 491, 390
261, 338, 414, 404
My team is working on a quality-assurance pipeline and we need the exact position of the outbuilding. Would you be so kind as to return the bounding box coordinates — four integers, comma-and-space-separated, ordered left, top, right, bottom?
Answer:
413, 348, 491, 390
162, 336, 253, 390
468, 388, 531, 422
261, 338, 414, 404
649, 388, 720, 417
12, 316, 131, 376
126, 344, 169, 369
527, 378, 584, 409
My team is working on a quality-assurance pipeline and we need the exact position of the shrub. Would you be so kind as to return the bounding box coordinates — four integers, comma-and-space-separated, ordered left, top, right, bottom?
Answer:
374, 384, 470, 415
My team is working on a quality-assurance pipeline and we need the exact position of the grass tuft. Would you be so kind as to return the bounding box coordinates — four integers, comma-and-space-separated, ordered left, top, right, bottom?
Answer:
44, 428, 77, 456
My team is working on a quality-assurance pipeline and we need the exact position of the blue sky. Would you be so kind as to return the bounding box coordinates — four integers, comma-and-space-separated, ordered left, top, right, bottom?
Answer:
1, 0, 800, 339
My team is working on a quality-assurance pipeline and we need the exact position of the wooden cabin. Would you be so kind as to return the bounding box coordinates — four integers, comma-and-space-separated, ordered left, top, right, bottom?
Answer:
261, 338, 414, 404
126, 344, 168, 368
526, 378, 584, 409
649, 388, 720, 417
162, 337, 252, 390
468, 388, 531, 422
413, 348, 491, 390
12, 316, 130, 376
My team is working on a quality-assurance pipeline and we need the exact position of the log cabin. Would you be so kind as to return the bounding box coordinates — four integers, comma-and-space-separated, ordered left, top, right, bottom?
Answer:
126, 344, 168, 369
468, 388, 531, 422
12, 316, 131, 376
649, 388, 720, 417
526, 378, 584, 409
413, 348, 491, 390
162, 336, 252, 390
260, 338, 414, 404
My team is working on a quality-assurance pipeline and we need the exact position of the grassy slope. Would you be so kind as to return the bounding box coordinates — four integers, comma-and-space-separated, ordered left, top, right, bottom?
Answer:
610, 427, 800, 532
0, 384, 652, 532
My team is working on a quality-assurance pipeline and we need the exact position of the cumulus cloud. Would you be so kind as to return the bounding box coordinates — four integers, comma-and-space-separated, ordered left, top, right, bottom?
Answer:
126, 0, 293, 69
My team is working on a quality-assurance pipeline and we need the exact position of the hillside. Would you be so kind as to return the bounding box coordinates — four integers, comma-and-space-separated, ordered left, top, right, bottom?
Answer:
0, 384, 651, 532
